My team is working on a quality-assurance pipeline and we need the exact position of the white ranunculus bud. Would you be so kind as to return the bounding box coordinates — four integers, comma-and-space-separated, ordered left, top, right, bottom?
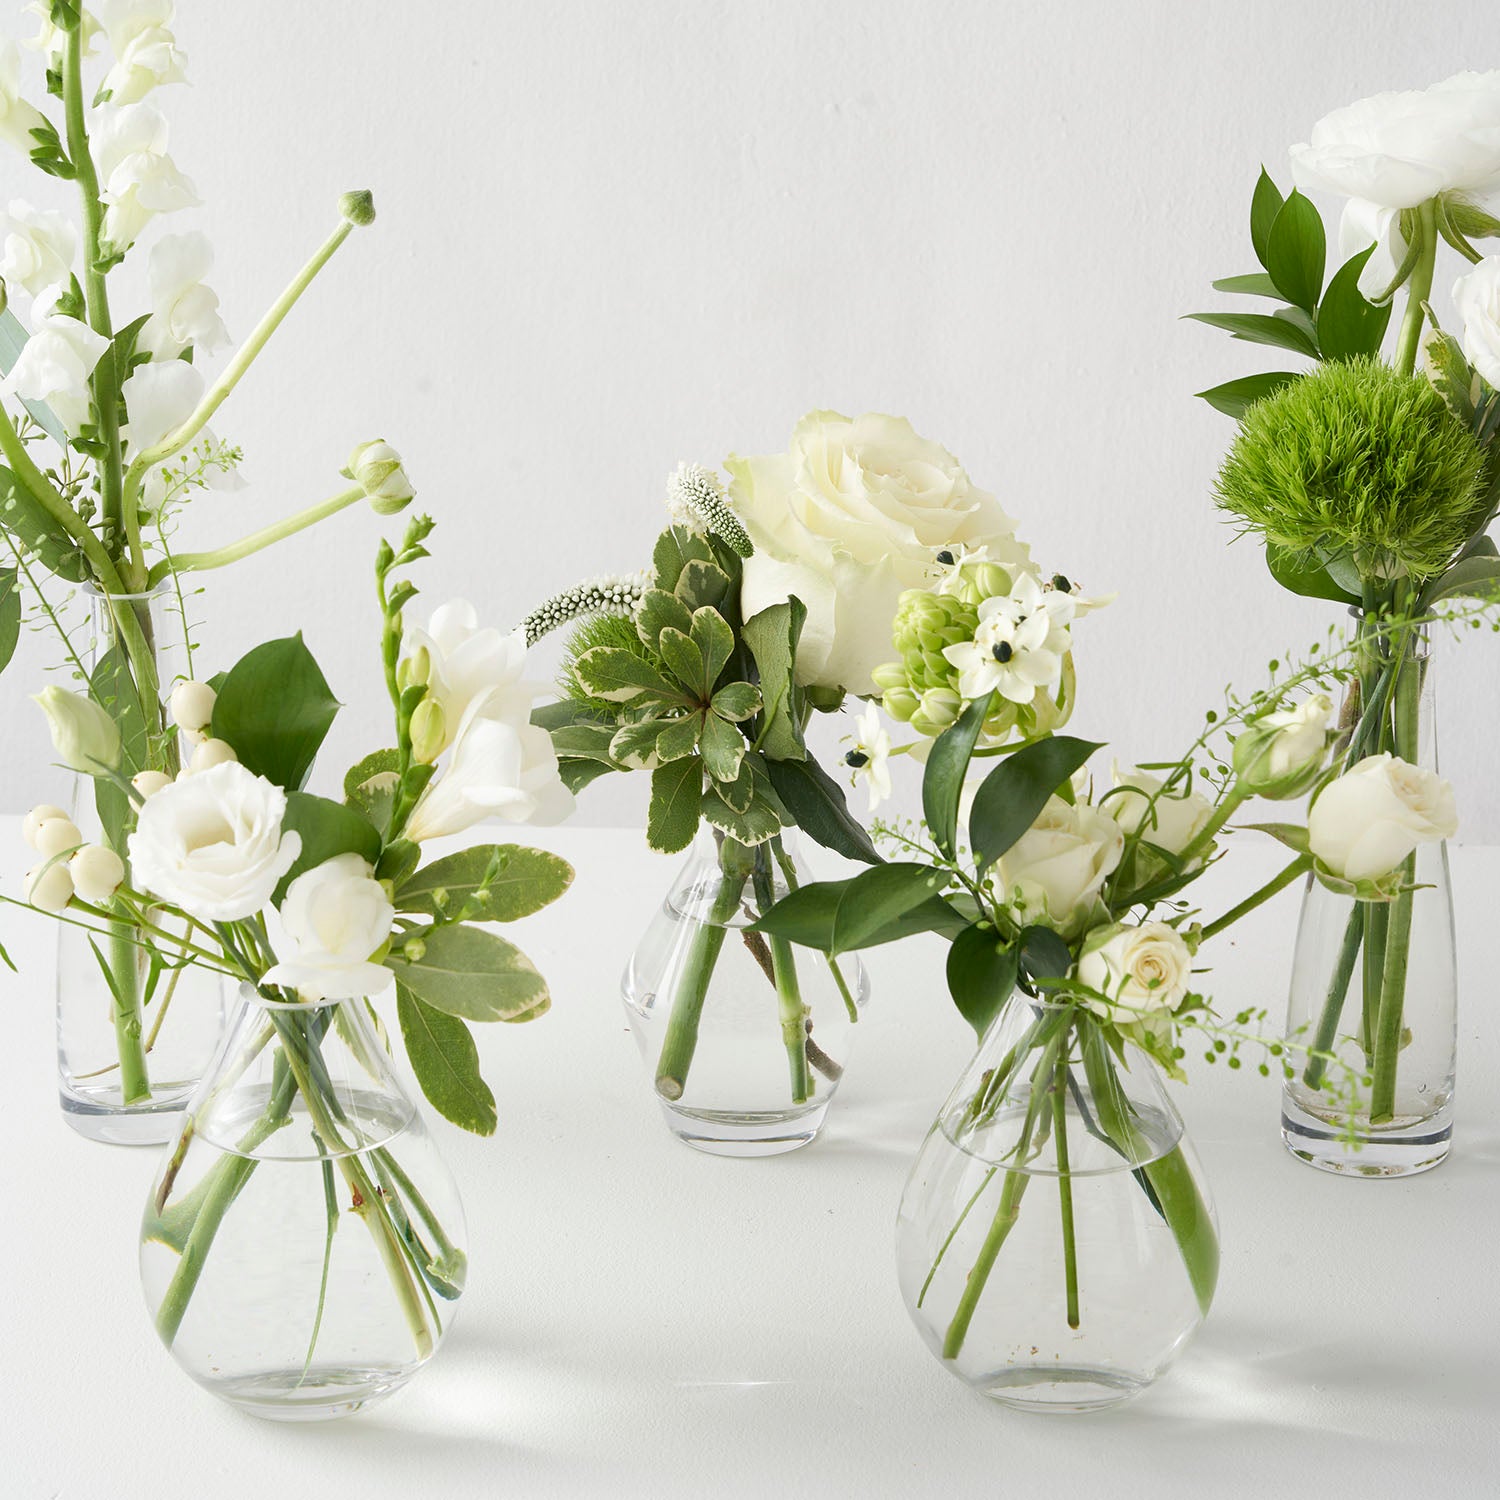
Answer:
1232, 694, 1333, 800
189, 737, 238, 775
990, 794, 1124, 937
1453, 256, 1500, 389
70, 845, 126, 904
169, 678, 216, 733
0, 200, 76, 297
1076, 920, 1194, 1020
23, 803, 71, 847
1106, 765, 1215, 864
1308, 753, 1457, 885
32, 685, 122, 773
345, 439, 414, 515
24, 860, 74, 913
132, 769, 172, 799
34, 816, 83, 859
261, 853, 396, 1001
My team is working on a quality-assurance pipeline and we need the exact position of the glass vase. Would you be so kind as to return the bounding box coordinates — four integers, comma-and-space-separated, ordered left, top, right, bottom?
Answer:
140, 985, 467, 1421
895, 994, 1218, 1413
1280, 625, 1456, 1176
57, 585, 227, 1144
621, 828, 869, 1156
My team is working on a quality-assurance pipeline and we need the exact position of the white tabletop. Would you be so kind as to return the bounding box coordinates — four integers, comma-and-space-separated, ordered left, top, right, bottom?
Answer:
1, 823, 1496, 1499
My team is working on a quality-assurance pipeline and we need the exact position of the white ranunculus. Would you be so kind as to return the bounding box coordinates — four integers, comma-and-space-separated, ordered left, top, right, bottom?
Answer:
262, 853, 395, 1001
1308, 752, 1457, 884
991, 794, 1124, 935
1076, 921, 1194, 1020
101, 23, 185, 104
1338, 198, 1409, 301
32, 684, 121, 772
1291, 70, 1500, 210
1452, 255, 1500, 388
140, 231, 227, 359
0, 37, 47, 155
2, 287, 110, 434
0, 200, 76, 297
731, 411, 1031, 695
128, 760, 301, 921
1106, 765, 1215, 865
92, 101, 198, 250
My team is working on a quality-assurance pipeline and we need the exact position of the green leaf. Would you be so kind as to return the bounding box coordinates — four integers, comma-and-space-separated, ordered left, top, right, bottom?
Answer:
608, 718, 666, 770
946, 924, 1019, 1037
764, 755, 880, 865
1183, 312, 1318, 359
657, 627, 705, 693
0, 307, 65, 444
344, 748, 400, 799
1239, 822, 1311, 855
0, 465, 87, 582
1424, 329, 1481, 426
397, 985, 497, 1135
714, 753, 756, 813
652, 525, 714, 592
969, 736, 1104, 876
572, 645, 685, 705
1195, 371, 1301, 419
1211, 272, 1284, 299
741, 597, 807, 761
647, 757, 702, 852
88, 644, 145, 848
1250, 167, 1284, 270
655, 712, 704, 763
690, 607, 734, 691
1418, 554, 1500, 608
385, 924, 550, 1022
211, 633, 339, 792
922, 690, 993, 862
276, 792, 382, 902
675, 558, 730, 611
1266, 545, 1360, 605
1316, 247, 1392, 362
397, 844, 574, 922
559, 757, 614, 794
1018, 926, 1074, 984
635, 588, 693, 651
550, 722, 620, 762
710, 681, 760, 722
701, 782, 783, 845
1265, 190, 1326, 311
1445, 199, 1500, 241
343, 747, 400, 831
0, 566, 19, 674
750, 862, 956, 956
100, 314, 150, 405
699, 710, 745, 782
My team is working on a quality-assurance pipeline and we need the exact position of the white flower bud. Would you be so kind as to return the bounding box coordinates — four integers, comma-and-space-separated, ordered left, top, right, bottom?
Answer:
346, 439, 414, 515
24, 861, 74, 913
32, 686, 122, 773
23, 803, 71, 848
169, 679, 216, 733
1232, 695, 1332, 800
33, 816, 82, 860
408, 698, 446, 764
189, 737, 239, 775
132, 770, 173, 800
70, 844, 126, 904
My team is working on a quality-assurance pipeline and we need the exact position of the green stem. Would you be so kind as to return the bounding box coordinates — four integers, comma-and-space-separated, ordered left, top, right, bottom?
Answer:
1370, 862, 1415, 1123
1302, 903, 1363, 1089
107, 919, 150, 1104
753, 850, 810, 1103
1361, 899, 1389, 1062
942, 1166, 1030, 1360
1051, 1043, 1080, 1330
1201, 854, 1311, 940
1393, 200, 1439, 378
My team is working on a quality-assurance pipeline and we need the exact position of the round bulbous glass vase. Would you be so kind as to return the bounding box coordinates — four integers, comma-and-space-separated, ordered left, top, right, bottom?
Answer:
58, 585, 226, 1145
895, 996, 1218, 1414
621, 828, 869, 1157
1280, 629, 1456, 1177
140, 986, 467, 1421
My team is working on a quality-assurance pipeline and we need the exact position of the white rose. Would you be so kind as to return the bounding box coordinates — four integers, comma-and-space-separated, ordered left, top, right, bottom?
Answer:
990, 794, 1124, 934
730, 411, 1031, 695
1076, 921, 1194, 1019
1106, 765, 1215, 864
2, 288, 111, 434
127, 760, 301, 921
92, 101, 198, 250
1291, 70, 1500, 209
0, 200, 76, 298
262, 853, 395, 1001
101, 24, 186, 104
1232, 693, 1332, 799
0, 37, 47, 155
1453, 255, 1500, 388
140, 231, 228, 359
1308, 752, 1457, 884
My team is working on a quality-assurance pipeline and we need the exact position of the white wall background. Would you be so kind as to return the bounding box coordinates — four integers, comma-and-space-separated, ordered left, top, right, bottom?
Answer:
4, 0, 1499, 836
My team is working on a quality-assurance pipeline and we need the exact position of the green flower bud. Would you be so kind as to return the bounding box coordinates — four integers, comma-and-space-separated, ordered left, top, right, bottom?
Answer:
339, 190, 377, 227
409, 697, 446, 764
869, 661, 909, 693
882, 686, 919, 722
32, 686, 121, 774
345, 439, 414, 514
1232, 694, 1333, 800
919, 687, 961, 730
967, 562, 1014, 602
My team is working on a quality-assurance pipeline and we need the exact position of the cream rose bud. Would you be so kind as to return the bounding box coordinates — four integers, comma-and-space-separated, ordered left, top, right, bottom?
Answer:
32, 685, 122, 773
346, 439, 414, 515
262, 853, 396, 1001
132, 769, 172, 799
1308, 753, 1458, 884
1453, 256, 1500, 389
1232, 694, 1332, 799
170, 679, 217, 733
1076, 921, 1194, 1018
189, 737, 238, 775
22, 803, 71, 847
70, 845, 126, 904
1106, 766, 1214, 862
33, 816, 83, 860
991, 795, 1124, 934
24, 860, 73, 913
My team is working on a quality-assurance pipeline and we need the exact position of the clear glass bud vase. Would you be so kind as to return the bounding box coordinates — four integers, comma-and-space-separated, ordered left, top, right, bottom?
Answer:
895, 995, 1218, 1413
1280, 629, 1456, 1176
57, 585, 226, 1144
140, 985, 467, 1421
621, 828, 869, 1156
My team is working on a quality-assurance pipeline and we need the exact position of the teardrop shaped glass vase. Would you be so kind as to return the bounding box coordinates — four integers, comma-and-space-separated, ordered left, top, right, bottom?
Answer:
621, 829, 869, 1156
140, 985, 468, 1421
895, 995, 1218, 1413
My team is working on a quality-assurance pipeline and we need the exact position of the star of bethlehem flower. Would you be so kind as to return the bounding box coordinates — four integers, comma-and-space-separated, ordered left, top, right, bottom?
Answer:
942, 571, 1074, 704
842, 703, 892, 812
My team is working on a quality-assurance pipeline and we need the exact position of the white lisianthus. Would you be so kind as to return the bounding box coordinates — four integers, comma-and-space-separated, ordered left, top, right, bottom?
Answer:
842, 703, 893, 812
1308, 752, 1457, 885
1452, 256, 1500, 388
140, 231, 228, 359
262, 853, 395, 1001
345, 439, 414, 515
731, 411, 1031, 695
1105, 765, 1215, 865
0, 38, 47, 154
92, 101, 198, 250
32, 684, 122, 772
128, 761, 301, 921
0, 201, 76, 297
942, 571, 1074, 705
101, 24, 186, 104
1076, 921, 1194, 1021
2, 288, 110, 434
1232, 693, 1333, 799
990, 794, 1124, 936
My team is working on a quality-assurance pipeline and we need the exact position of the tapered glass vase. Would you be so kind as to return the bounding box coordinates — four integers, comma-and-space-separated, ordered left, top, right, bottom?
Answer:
621, 829, 869, 1156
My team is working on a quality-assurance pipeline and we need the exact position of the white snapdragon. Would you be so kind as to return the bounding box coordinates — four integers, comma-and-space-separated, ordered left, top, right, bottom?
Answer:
1308, 753, 1457, 885
1452, 256, 1500, 389
2, 287, 110, 434
0, 37, 47, 155
140, 232, 228, 359
990, 794, 1124, 936
942, 571, 1074, 705
92, 101, 197, 251
262, 854, 395, 1001
24, 4, 99, 73
119, 359, 240, 503
101, 24, 186, 104
0, 200, 76, 297
842, 703, 893, 813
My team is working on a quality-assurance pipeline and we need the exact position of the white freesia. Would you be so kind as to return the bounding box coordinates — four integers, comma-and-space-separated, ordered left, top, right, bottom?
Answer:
942, 571, 1074, 704
731, 411, 1031, 695
127, 760, 301, 921
1308, 752, 1457, 883
1453, 255, 1500, 388
990, 794, 1124, 934
0, 200, 76, 297
1076, 921, 1194, 1019
0, 37, 47, 154
2, 287, 110, 434
140, 231, 228, 359
102, 23, 186, 104
92, 101, 198, 250
1106, 765, 1215, 865
262, 853, 395, 1001
843, 703, 893, 812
